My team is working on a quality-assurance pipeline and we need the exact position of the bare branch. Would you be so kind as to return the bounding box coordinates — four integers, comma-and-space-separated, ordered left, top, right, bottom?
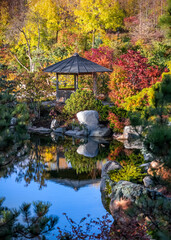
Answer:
11, 52, 30, 72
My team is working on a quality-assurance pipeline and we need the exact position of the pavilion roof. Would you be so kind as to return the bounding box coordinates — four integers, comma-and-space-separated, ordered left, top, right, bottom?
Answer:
43, 53, 112, 75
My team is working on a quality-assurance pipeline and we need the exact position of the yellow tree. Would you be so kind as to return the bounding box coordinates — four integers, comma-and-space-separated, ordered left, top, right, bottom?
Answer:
9, 0, 72, 72
74, 0, 124, 47
0, 1, 10, 45
98, 0, 125, 32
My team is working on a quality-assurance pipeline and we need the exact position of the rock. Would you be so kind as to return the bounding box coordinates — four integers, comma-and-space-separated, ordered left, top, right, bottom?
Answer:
101, 161, 122, 178
109, 181, 171, 223
143, 153, 153, 161
110, 181, 168, 203
90, 137, 110, 144
77, 140, 98, 157
124, 139, 143, 149
10, 117, 17, 126
100, 160, 122, 192
74, 126, 81, 131
90, 127, 111, 137
65, 130, 78, 136
122, 126, 142, 140
50, 119, 59, 129
139, 162, 151, 171
27, 127, 51, 134
76, 129, 88, 136
76, 110, 99, 131
100, 177, 110, 192
53, 127, 66, 134
143, 176, 153, 187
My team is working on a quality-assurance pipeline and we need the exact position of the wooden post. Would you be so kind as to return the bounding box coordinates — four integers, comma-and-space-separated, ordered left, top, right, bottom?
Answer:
76, 74, 78, 89
93, 73, 97, 96
74, 74, 76, 91
56, 73, 59, 101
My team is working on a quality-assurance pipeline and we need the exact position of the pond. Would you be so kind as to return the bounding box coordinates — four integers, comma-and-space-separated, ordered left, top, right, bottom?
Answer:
0, 133, 170, 239
0, 134, 112, 239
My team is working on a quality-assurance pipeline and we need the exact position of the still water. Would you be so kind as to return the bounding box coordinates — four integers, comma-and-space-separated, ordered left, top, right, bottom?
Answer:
0, 134, 112, 239
1, 134, 170, 239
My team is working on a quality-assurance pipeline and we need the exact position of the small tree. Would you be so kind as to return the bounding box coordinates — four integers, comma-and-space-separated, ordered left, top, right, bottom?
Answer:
0, 198, 58, 239
16, 72, 54, 119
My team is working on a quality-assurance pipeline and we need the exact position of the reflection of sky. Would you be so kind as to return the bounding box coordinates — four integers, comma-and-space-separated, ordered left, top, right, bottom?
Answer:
0, 173, 110, 239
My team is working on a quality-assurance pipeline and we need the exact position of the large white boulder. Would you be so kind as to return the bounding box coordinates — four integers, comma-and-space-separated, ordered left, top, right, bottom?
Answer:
76, 110, 99, 131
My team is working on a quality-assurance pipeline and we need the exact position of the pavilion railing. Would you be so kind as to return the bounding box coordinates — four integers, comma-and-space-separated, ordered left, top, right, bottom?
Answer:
57, 88, 75, 102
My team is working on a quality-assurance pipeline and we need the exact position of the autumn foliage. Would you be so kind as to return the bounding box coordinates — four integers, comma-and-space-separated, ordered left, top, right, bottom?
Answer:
84, 46, 114, 69
109, 50, 163, 106
107, 112, 125, 133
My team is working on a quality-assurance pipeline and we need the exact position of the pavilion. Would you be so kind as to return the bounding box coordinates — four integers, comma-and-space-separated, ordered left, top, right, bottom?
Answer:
43, 53, 112, 101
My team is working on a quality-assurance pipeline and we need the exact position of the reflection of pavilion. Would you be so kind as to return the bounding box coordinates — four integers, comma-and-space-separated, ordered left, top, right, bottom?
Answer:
45, 151, 103, 191
49, 178, 101, 191
30, 137, 108, 191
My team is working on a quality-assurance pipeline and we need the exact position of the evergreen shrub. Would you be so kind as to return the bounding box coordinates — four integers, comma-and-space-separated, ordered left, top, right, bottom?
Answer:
63, 89, 103, 116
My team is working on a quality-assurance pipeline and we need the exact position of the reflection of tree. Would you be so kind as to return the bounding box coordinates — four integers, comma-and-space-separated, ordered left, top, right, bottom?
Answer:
0, 137, 49, 189
17, 138, 50, 189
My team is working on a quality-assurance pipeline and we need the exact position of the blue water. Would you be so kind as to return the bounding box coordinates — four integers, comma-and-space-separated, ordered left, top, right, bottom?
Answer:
0, 136, 111, 239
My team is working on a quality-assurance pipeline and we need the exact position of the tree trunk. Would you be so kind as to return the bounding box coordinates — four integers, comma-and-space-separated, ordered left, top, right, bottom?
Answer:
139, 0, 142, 38
92, 29, 95, 48
93, 73, 97, 96
56, 30, 59, 43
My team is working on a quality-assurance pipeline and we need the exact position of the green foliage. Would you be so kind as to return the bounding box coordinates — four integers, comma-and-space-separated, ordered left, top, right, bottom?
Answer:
16, 71, 54, 119
0, 75, 29, 150
108, 140, 145, 166
128, 72, 171, 173
123, 72, 171, 113
137, 40, 171, 69
0, 198, 58, 240
144, 125, 171, 163
109, 162, 145, 183
63, 89, 103, 117
153, 72, 171, 106
122, 82, 161, 112
98, 105, 128, 122
105, 181, 112, 195
64, 141, 108, 174
160, 0, 171, 38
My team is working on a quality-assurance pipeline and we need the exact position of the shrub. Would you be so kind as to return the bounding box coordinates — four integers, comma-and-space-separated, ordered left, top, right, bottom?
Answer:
109, 162, 145, 183
107, 112, 124, 133
83, 46, 114, 69
121, 82, 161, 112
109, 50, 163, 107
106, 106, 128, 132
98, 105, 128, 122
63, 89, 103, 116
